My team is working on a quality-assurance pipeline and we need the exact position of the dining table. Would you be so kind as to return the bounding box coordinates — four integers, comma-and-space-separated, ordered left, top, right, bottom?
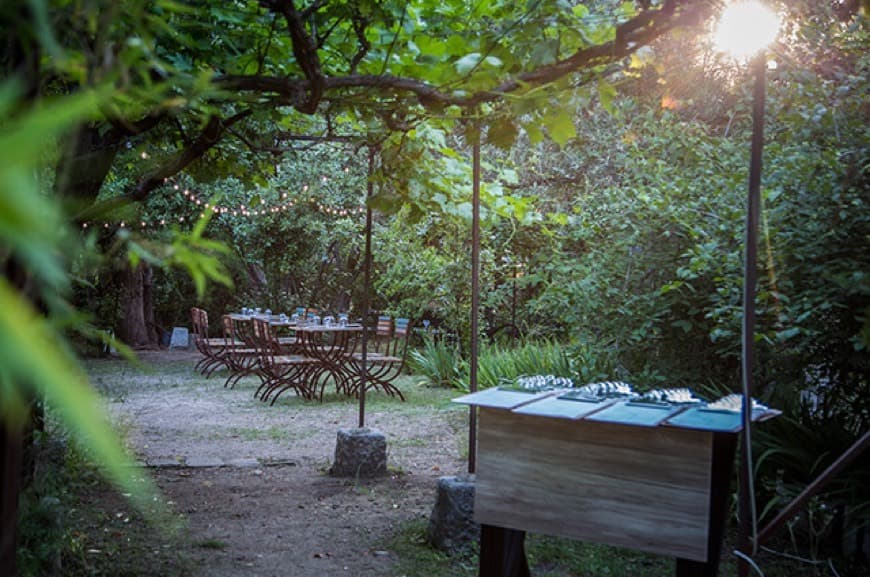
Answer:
293, 323, 363, 399
224, 313, 370, 401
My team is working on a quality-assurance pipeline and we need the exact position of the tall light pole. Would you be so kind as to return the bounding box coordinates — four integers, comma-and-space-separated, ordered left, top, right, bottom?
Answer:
713, 2, 780, 574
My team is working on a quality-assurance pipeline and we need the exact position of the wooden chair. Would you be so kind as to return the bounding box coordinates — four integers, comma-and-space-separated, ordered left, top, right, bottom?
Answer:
250, 318, 318, 405
190, 307, 230, 377
346, 317, 412, 401
368, 315, 394, 355
341, 314, 392, 359
219, 315, 262, 389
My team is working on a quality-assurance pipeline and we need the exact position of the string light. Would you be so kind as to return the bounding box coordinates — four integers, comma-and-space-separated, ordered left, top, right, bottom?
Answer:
81, 214, 193, 231
167, 175, 366, 218
81, 167, 366, 231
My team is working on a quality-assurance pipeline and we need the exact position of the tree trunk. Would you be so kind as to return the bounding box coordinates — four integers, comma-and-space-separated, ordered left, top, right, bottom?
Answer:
0, 422, 23, 577
55, 124, 122, 209
142, 264, 160, 344
118, 262, 158, 348
1, 254, 38, 577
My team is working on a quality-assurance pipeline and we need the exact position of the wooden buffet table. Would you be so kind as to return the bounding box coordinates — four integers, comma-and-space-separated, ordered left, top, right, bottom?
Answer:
454, 387, 778, 577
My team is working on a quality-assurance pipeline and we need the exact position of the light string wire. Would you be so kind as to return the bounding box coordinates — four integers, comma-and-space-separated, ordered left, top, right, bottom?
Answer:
733, 549, 765, 576
80, 170, 366, 231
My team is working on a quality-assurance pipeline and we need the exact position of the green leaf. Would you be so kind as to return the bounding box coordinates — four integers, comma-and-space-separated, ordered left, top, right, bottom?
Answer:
776, 327, 801, 342
454, 53, 482, 75
598, 79, 618, 114
543, 108, 576, 146
522, 120, 545, 144
550, 212, 569, 226
572, 4, 590, 18
486, 117, 518, 150
530, 39, 559, 67
0, 278, 167, 520
161, 209, 234, 299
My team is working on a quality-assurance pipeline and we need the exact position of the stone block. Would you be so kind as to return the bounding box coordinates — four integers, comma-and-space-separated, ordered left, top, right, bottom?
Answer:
330, 428, 387, 478
169, 327, 190, 349
427, 474, 479, 554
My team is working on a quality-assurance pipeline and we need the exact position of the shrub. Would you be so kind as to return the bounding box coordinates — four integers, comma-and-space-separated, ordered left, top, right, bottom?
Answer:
408, 336, 463, 388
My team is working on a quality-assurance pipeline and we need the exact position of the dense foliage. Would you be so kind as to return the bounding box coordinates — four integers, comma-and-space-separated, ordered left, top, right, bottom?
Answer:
2, 0, 868, 574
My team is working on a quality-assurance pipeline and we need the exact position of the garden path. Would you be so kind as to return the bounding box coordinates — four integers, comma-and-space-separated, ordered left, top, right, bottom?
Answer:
86, 350, 468, 576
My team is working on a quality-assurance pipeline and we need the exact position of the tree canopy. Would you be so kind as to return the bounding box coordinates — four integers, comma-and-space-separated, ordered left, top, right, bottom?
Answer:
3, 0, 721, 219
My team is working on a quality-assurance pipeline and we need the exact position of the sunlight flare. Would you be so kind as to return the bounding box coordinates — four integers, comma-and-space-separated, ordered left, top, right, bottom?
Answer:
714, 0, 781, 60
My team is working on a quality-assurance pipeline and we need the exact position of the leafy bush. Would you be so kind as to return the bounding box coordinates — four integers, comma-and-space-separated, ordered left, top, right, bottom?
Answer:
468, 340, 574, 391
753, 409, 870, 561
17, 481, 65, 576
408, 336, 463, 388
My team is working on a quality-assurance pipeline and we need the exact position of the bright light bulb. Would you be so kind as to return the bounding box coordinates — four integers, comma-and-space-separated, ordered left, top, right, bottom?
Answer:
714, 1, 780, 60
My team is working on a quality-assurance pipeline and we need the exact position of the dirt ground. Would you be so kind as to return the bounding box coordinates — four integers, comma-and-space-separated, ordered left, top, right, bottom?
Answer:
87, 350, 469, 577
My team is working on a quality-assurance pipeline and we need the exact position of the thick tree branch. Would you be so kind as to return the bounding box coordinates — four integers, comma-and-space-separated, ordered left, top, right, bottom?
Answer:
102, 109, 167, 136
130, 109, 253, 199
349, 11, 370, 74
260, 0, 324, 113
219, 1, 712, 111
273, 132, 360, 143
74, 109, 253, 222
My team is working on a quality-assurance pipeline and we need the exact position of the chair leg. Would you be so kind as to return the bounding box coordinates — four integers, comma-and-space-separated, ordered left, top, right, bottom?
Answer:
256, 376, 279, 401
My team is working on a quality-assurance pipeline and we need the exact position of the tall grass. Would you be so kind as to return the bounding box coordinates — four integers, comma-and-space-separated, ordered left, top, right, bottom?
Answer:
410, 337, 619, 392
408, 336, 463, 388
472, 340, 574, 391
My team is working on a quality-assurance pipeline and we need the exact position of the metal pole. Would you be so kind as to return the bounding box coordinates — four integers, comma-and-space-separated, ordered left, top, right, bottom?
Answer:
511, 272, 517, 334
469, 129, 481, 474
737, 53, 766, 576
358, 146, 375, 429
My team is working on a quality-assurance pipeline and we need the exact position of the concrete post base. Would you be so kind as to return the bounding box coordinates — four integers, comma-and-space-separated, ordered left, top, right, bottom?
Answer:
427, 474, 479, 554
330, 427, 387, 478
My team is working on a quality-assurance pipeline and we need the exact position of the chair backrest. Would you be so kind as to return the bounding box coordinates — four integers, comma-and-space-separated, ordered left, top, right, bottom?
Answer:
190, 307, 201, 336
221, 314, 233, 339
200, 309, 210, 336
394, 318, 410, 337
390, 318, 414, 358
376, 315, 394, 337
191, 307, 210, 339
305, 307, 319, 320
250, 318, 276, 364
222, 314, 250, 346
295, 306, 305, 318
233, 316, 254, 345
